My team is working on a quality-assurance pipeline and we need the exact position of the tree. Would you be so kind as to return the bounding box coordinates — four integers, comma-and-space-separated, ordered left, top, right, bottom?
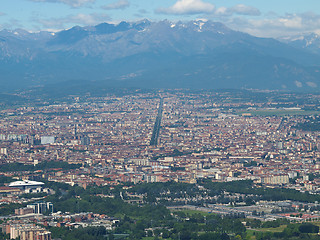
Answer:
299, 223, 319, 233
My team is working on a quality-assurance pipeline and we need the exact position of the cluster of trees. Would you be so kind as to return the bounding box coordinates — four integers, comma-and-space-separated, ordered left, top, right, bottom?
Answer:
253, 223, 320, 240
294, 116, 320, 132
199, 179, 320, 203
50, 226, 106, 240
244, 161, 258, 167
129, 181, 258, 206
3, 178, 320, 239
0, 203, 22, 216
308, 173, 320, 181
245, 219, 320, 240
0, 161, 81, 172
0, 175, 13, 184
260, 219, 289, 229
39, 182, 249, 239
246, 219, 290, 228
44, 184, 172, 223
130, 182, 201, 199
113, 212, 246, 240
129, 180, 320, 207
0, 229, 10, 240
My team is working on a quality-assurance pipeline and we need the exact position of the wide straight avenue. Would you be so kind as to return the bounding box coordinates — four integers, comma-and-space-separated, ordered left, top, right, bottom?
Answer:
150, 98, 164, 146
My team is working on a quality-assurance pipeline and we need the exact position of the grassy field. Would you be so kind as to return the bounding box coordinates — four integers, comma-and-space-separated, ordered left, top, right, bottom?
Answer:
246, 225, 288, 240
246, 229, 257, 240
257, 225, 287, 232
171, 209, 212, 216
142, 238, 174, 240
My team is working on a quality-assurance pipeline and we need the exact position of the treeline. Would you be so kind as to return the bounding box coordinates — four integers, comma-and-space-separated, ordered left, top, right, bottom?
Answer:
128, 180, 320, 205
294, 116, 320, 132
51, 195, 171, 222
45, 184, 172, 223
295, 122, 320, 132
130, 181, 201, 198
199, 179, 320, 203
0, 161, 81, 172
50, 226, 106, 240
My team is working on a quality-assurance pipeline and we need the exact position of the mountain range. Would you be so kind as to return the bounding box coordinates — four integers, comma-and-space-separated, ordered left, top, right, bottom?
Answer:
1, 20, 320, 92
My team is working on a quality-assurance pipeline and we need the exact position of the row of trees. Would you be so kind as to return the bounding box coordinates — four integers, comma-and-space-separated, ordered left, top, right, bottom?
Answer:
0, 161, 81, 172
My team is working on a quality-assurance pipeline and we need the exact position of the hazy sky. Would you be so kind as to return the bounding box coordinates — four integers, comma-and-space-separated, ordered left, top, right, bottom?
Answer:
1, 0, 320, 37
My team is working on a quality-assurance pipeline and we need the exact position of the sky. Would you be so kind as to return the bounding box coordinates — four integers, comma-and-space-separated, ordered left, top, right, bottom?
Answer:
1, 0, 320, 38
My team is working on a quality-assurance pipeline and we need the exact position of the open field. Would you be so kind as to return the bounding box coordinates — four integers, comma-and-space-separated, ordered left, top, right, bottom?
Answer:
171, 209, 212, 216
246, 225, 287, 240
255, 225, 287, 232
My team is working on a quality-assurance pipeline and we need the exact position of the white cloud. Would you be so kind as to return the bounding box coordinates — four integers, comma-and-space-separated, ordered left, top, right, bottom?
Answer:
215, 7, 228, 16
215, 4, 260, 17
156, 0, 215, 15
102, 0, 130, 10
219, 12, 320, 38
230, 5, 261, 16
306, 82, 317, 88
204, 4, 320, 37
0, 12, 5, 17
28, 0, 95, 8
35, 13, 110, 29
278, 16, 302, 28
295, 80, 303, 88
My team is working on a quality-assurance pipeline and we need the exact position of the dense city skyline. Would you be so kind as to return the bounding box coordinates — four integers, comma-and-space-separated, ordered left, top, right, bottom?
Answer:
2, 90, 320, 239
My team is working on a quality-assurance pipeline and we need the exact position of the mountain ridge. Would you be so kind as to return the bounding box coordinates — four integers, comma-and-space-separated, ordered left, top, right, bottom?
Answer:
1, 20, 320, 91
